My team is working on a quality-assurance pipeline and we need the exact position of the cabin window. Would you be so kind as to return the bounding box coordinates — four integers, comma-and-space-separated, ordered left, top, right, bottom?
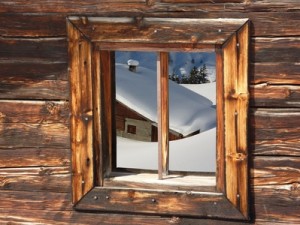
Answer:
67, 16, 250, 220
115, 51, 216, 174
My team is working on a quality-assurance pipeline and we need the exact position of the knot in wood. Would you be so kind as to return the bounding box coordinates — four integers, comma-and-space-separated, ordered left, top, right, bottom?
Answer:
191, 35, 198, 43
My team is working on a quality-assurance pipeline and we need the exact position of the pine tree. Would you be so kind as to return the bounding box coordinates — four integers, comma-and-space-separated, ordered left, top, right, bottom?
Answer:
199, 64, 209, 84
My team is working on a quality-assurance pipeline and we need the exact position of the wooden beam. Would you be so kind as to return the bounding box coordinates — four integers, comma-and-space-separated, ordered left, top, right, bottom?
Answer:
157, 52, 169, 179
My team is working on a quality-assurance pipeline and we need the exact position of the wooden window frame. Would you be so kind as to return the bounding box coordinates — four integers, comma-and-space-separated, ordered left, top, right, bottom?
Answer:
67, 16, 250, 220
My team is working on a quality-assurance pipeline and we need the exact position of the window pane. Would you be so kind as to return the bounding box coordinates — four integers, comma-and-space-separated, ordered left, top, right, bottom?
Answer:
115, 51, 158, 170
168, 52, 216, 173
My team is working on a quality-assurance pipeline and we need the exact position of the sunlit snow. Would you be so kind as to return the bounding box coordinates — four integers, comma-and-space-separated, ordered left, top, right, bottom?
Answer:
115, 62, 216, 172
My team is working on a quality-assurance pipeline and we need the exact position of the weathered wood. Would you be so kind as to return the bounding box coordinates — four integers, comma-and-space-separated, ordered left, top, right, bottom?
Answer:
70, 17, 247, 47
250, 84, 300, 107
76, 187, 245, 219
0, 123, 69, 148
0, 79, 69, 100
0, 61, 67, 80
68, 20, 94, 203
250, 62, 300, 85
0, 167, 70, 192
0, 100, 69, 124
99, 50, 115, 177
252, 156, 300, 186
253, 185, 300, 223
1, 12, 300, 37
0, 37, 67, 62
223, 31, 249, 217
157, 52, 169, 179
0, 209, 253, 225
70, 16, 250, 220
0, 148, 70, 167
92, 48, 102, 186
0, 190, 72, 211
215, 47, 225, 194
1, 1, 299, 13
236, 21, 250, 218
249, 109, 300, 156
0, 14, 67, 37
251, 37, 300, 63
250, 108, 300, 129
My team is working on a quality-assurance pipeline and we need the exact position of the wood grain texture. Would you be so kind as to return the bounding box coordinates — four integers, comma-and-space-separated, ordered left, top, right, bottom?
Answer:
1, 12, 300, 38
251, 37, 300, 63
0, 190, 72, 211
157, 52, 169, 178
0, 148, 70, 167
250, 62, 300, 85
68, 21, 94, 203
0, 167, 70, 192
0, 1, 299, 13
0, 38, 67, 62
0, 0, 299, 224
0, 79, 69, 100
0, 209, 253, 225
250, 84, 300, 107
0, 100, 69, 124
0, 14, 67, 37
76, 187, 245, 219
0, 122, 69, 148
250, 109, 300, 156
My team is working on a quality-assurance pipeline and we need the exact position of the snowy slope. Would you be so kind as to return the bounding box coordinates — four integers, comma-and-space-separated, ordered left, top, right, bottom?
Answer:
117, 127, 216, 172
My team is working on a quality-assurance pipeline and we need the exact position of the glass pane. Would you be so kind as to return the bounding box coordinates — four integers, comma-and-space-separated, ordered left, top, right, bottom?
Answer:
168, 52, 216, 173
115, 51, 158, 170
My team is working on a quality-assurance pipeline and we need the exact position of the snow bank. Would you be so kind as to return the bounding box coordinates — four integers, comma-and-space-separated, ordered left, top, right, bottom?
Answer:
117, 127, 216, 172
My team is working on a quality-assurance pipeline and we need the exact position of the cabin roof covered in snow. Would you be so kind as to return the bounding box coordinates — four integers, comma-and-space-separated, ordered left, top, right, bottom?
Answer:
116, 63, 216, 136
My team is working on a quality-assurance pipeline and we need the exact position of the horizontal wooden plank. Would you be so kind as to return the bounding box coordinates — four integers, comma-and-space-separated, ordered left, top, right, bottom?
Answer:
1, 12, 300, 37
0, 122, 70, 148
251, 37, 300, 63
0, 209, 251, 225
69, 17, 245, 45
250, 84, 300, 107
0, 148, 70, 167
0, 167, 70, 192
0, 100, 69, 124
251, 140, 300, 157
0, 1, 148, 13
251, 156, 300, 223
250, 62, 300, 85
0, 37, 67, 62
249, 109, 300, 156
0, 14, 67, 37
253, 185, 300, 223
77, 187, 245, 219
0, 79, 69, 100
250, 108, 300, 129
0, 61, 67, 80
161, 0, 245, 3
0, 1, 298, 13
252, 156, 300, 186
0, 190, 72, 211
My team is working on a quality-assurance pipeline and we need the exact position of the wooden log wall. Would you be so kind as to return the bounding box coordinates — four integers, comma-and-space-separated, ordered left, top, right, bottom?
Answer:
0, 0, 299, 224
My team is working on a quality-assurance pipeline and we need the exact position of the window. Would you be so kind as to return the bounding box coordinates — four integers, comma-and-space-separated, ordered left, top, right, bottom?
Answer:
67, 16, 250, 220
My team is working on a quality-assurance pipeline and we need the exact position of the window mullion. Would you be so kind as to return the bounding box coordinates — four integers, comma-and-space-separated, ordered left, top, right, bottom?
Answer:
157, 52, 169, 179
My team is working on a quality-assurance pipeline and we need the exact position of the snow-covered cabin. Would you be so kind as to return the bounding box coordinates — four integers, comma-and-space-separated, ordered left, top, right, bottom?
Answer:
115, 62, 216, 142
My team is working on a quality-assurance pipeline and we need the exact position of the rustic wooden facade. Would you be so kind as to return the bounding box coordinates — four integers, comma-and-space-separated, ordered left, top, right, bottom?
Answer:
0, 1, 299, 224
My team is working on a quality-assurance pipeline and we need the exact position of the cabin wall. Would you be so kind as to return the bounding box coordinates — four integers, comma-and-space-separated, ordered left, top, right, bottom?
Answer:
0, 1, 299, 224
